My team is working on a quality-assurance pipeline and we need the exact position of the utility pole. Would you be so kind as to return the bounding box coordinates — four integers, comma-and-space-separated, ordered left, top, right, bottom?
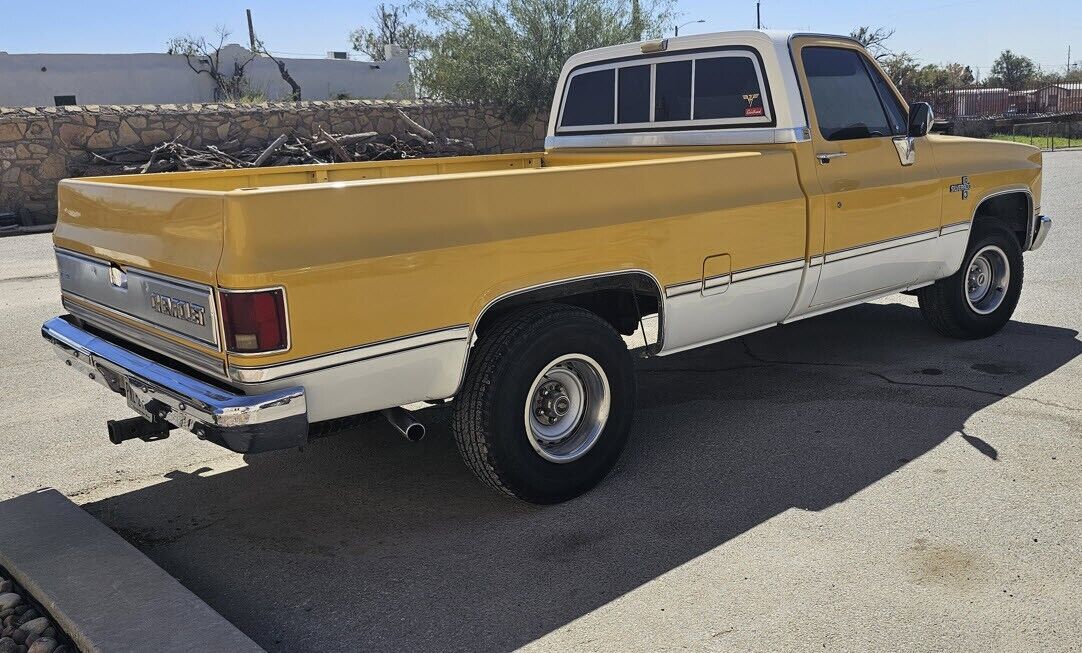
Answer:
756, 1, 761, 29
246, 9, 257, 51
675, 19, 705, 37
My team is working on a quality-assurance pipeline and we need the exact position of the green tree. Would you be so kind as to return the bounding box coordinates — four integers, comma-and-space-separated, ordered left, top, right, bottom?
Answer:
988, 50, 1038, 90
412, 0, 675, 121
915, 64, 952, 92
942, 62, 975, 87
349, 3, 429, 62
881, 52, 920, 88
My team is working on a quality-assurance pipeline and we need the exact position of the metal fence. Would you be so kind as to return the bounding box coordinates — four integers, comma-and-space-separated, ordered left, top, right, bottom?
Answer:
1002, 120, 1080, 150
902, 81, 1082, 120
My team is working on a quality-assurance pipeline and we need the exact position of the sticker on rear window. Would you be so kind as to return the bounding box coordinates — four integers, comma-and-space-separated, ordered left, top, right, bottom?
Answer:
742, 93, 762, 117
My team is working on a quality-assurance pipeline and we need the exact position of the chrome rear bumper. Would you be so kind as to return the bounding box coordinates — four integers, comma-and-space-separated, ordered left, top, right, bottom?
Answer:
1030, 215, 1052, 251
42, 316, 308, 453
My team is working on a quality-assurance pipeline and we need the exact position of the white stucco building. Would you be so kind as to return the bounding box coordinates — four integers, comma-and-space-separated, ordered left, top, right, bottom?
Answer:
0, 44, 413, 107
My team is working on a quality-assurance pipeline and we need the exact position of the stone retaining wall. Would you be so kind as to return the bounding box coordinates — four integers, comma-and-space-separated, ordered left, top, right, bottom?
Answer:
0, 100, 547, 226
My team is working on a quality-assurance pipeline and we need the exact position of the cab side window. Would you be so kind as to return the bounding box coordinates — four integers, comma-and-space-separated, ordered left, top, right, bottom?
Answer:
802, 47, 892, 141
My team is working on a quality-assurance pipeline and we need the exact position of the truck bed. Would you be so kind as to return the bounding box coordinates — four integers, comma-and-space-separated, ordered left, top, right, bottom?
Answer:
55, 146, 807, 373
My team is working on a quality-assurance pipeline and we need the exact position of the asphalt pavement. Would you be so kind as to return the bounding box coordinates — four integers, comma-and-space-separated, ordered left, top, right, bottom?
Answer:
1, 151, 1079, 652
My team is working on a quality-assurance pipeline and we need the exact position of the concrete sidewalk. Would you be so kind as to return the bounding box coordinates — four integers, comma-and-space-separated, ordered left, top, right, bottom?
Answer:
0, 489, 262, 652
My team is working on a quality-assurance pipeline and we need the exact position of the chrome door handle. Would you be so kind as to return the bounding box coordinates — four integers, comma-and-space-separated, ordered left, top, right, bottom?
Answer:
816, 152, 848, 164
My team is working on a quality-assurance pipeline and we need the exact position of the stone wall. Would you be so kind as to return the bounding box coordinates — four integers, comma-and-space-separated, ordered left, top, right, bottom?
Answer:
0, 100, 547, 226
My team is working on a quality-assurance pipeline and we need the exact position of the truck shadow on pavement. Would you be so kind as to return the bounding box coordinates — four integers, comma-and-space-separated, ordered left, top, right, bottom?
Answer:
84, 302, 1081, 653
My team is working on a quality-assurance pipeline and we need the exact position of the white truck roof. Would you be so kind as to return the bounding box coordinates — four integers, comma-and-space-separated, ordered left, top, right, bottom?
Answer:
546, 30, 859, 149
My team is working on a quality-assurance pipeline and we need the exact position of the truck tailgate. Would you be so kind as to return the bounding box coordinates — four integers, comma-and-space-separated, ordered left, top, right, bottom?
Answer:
53, 179, 226, 373
55, 180, 224, 284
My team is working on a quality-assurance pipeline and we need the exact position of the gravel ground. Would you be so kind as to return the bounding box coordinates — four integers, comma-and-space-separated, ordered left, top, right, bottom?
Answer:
0, 151, 1079, 652
0, 570, 73, 653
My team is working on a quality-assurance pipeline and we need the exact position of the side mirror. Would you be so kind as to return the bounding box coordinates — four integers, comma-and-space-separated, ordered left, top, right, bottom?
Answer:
908, 102, 933, 137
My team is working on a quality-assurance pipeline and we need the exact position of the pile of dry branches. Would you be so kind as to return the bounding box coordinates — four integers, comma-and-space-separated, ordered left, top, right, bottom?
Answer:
77, 112, 475, 176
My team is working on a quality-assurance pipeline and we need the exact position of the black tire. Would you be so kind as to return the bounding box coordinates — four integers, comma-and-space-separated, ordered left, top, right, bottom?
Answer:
452, 303, 636, 504
918, 221, 1024, 339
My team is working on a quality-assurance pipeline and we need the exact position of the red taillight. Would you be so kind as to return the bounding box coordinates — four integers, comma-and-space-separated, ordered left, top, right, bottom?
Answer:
220, 289, 288, 353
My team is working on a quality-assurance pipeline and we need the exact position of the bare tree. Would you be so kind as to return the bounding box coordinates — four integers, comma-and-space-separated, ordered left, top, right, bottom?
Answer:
167, 27, 258, 101
850, 26, 895, 61
259, 46, 303, 101
245, 10, 303, 102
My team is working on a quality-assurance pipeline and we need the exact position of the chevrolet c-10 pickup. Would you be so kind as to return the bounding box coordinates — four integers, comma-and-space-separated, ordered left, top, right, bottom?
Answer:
43, 31, 1052, 503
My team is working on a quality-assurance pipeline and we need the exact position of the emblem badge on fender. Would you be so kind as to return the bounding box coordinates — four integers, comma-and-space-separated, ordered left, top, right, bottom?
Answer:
949, 176, 971, 199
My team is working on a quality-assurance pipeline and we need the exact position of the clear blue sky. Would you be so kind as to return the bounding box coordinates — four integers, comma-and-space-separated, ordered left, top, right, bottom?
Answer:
2, 0, 1078, 77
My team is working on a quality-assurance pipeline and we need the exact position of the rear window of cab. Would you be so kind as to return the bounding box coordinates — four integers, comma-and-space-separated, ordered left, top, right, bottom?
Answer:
557, 48, 772, 134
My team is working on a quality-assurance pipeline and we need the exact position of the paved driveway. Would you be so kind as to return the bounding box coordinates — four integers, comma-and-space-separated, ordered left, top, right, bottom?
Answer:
1, 152, 1079, 652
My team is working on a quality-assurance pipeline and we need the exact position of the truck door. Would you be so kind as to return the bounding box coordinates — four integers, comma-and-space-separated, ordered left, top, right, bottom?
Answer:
791, 37, 942, 306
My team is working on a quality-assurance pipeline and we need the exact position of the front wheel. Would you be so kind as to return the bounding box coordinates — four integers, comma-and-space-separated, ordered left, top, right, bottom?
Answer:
918, 222, 1024, 339
452, 304, 636, 504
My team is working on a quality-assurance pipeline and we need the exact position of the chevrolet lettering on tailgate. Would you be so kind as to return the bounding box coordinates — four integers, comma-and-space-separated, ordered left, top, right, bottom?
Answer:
149, 293, 206, 327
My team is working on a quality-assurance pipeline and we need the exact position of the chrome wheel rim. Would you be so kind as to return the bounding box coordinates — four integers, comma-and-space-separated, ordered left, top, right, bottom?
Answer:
965, 245, 1010, 315
524, 354, 610, 464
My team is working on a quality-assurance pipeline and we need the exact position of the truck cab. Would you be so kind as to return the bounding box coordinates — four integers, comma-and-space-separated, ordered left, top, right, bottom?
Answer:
43, 31, 1051, 503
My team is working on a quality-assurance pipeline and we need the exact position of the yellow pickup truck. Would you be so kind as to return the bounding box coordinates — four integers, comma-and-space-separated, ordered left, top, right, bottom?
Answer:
43, 31, 1051, 503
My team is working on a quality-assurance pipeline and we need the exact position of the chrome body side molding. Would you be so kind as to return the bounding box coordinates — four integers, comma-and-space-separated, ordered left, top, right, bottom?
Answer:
810, 229, 944, 307
940, 220, 971, 236
661, 264, 803, 355
231, 334, 470, 422
229, 325, 471, 383
824, 228, 940, 263
664, 258, 805, 298
238, 270, 667, 420
229, 325, 471, 422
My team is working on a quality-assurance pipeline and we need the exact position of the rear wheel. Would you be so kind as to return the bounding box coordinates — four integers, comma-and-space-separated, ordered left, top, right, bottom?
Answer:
452, 304, 635, 504
918, 222, 1023, 339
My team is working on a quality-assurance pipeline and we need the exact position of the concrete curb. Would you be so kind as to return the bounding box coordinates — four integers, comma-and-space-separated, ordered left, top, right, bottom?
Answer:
0, 488, 263, 652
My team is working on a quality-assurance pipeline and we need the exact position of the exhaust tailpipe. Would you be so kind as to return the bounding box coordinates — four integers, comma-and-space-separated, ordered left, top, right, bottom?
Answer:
107, 416, 171, 444
381, 407, 425, 442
